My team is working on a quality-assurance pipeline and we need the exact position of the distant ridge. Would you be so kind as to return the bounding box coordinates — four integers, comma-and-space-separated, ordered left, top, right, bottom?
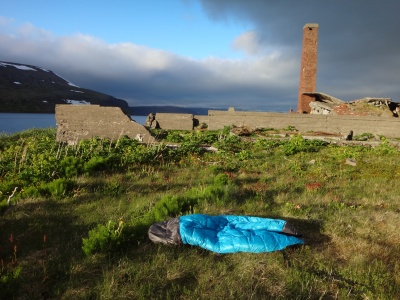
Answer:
0, 61, 131, 113
130, 106, 211, 116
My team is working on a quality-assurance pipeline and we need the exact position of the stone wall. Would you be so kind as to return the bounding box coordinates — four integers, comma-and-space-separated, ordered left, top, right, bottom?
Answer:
56, 105, 155, 144
194, 115, 209, 127
155, 113, 193, 130
55, 105, 400, 142
207, 110, 400, 138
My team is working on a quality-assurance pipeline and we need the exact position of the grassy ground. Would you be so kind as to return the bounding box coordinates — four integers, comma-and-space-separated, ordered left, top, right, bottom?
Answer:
0, 128, 399, 299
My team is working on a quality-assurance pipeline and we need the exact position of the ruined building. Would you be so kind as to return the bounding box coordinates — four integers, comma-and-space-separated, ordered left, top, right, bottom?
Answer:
297, 24, 399, 117
55, 23, 400, 141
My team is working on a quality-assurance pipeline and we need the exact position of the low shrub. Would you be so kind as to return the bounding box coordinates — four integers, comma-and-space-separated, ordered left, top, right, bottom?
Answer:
59, 156, 83, 178
82, 219, 125, 256
374, 137, 398, 155
282, 135, 328, 155
41, 178, 75, 197
83, 156, 110, 175
213, 173, 229, 186
214, 134, 244, 153
152, 194, 197, 221
165, 131, 185, 143
254, 138, 283, 151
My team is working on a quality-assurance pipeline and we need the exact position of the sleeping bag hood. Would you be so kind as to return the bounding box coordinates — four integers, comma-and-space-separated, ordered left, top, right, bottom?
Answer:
148, 217, 182, 246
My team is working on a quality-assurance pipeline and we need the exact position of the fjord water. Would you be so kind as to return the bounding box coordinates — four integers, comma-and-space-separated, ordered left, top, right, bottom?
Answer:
0, 113, 147, 134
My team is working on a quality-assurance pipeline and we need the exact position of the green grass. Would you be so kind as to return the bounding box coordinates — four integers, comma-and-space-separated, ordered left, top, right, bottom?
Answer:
0, 128, 400, 299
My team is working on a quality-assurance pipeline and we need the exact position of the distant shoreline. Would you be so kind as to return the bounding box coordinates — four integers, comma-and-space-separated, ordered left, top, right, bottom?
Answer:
130, 106, 211, 116
0, 106, 212, 116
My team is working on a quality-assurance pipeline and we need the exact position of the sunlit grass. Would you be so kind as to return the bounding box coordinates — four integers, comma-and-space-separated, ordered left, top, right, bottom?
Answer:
1, 128, 400, 299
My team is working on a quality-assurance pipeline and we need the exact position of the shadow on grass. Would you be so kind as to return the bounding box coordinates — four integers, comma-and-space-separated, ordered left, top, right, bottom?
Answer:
293, 218, 330, 246
279, 218, 331, 271
256, 215, 331, 248
0, 199, 89, 299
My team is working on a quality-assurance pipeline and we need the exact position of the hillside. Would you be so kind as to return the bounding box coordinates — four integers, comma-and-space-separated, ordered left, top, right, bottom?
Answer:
130, 105, 210, 116
0, 61, 131, 113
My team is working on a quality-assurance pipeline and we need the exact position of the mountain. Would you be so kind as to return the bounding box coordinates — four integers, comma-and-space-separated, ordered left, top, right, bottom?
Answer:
0, 61, 131, 113
130, 106, 210, 116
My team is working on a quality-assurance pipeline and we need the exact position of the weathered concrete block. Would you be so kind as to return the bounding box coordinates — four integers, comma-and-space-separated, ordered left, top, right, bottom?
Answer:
207, 110, 400, 138
155, 113, 193, 130
55, 104, 156, 144
194, 115, 209, 128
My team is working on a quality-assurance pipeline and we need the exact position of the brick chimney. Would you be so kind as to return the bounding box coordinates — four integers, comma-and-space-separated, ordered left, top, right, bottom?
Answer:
297, 23, 319, 113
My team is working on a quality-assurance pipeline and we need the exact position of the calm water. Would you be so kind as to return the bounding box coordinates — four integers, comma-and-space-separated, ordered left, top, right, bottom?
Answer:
0, 113, 147, 134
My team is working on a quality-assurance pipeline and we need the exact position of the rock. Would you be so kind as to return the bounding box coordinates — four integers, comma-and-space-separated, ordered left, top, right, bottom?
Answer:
345, 158, 357, 166
346, 130, 353, 141
145, 113, 156, 128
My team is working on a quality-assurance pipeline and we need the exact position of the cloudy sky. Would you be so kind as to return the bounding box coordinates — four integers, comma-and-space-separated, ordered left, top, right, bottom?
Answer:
1, 0, 399, 112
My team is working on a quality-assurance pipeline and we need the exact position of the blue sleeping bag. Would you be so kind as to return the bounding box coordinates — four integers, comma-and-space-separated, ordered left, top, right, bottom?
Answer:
148, 214, 303, 253
170, 214, 303, 253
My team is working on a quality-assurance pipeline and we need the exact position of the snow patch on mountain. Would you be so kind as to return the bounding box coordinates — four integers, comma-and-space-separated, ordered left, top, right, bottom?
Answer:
54, 72, 79, 87
65, 99, 91, 105
0, 62, 37, 71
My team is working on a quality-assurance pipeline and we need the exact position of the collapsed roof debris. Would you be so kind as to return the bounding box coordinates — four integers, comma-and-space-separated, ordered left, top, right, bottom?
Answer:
305, 92, 400, 117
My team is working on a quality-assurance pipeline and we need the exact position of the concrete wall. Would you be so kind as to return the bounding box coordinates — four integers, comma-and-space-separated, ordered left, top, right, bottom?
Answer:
56, 105, 155, 144
55, 105, 400, 143
155, 113, 193, 130
207, 110, 400, 138
194, 115, 209, 127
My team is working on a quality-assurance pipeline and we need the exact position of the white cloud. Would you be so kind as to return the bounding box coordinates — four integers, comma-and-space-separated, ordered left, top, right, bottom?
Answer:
232, 31, 263, 55
17, 22, 54, 40
0, 22, 301, 111
198, 0, 400, 104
